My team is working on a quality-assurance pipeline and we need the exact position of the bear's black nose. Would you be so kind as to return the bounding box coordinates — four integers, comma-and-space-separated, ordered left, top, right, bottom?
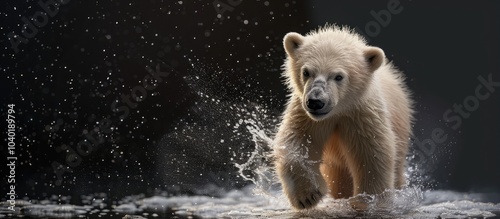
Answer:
306, 99, 325, 110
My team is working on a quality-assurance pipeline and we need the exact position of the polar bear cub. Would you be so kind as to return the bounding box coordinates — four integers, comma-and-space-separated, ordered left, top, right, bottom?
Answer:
273, 25, 413, 210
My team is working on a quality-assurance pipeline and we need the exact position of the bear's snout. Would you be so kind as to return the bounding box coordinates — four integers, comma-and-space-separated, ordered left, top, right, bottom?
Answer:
305, 86, 330, 116
306, 99, 325, 110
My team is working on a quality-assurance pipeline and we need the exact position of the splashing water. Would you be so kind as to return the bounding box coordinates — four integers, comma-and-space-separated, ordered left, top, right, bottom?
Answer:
234, 114, 278, 194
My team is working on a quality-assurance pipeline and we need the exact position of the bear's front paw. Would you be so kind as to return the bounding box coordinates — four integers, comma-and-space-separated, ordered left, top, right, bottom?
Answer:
277, 160, 326, 209
291, 188, 323, 209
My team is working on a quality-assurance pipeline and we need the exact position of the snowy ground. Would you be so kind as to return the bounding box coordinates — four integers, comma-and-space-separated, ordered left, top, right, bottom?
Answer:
2, 185, 499, 218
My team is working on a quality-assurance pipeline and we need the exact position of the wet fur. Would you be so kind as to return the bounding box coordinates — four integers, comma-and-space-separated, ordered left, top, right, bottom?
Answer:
274, 25, 413, 210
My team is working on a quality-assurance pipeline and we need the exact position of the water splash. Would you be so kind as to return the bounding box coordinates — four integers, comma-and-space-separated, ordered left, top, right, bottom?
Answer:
234, 114, 278, 194
229, 98, 427, 215
237, 119, 426, 215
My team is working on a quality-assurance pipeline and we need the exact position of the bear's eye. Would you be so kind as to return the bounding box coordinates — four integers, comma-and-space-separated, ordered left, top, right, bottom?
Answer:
303, 70, 310, 77
334, 75, 343, 81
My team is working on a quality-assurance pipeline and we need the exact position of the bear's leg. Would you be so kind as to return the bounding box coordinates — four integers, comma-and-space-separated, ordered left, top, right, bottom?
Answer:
274, 99, 329, 209
394, 145, 407, 189
321, 130, 353, 199
339, 120, 396, 210
391, 113, 411, 189
394, 133, 410, 189
344, 140, 395, 195
321, 164, 353, 199
275, 141, 327, 209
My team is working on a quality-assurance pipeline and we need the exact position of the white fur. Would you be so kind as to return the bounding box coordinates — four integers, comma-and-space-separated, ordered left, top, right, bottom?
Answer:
274, 25, 413, 210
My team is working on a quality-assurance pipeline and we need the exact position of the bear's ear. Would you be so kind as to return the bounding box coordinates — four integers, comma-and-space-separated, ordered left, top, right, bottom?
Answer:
364, 46, 385, 72
283, 32, 304, 59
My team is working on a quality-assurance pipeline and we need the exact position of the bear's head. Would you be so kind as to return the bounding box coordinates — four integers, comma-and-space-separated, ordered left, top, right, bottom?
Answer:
282, 26, 386, 121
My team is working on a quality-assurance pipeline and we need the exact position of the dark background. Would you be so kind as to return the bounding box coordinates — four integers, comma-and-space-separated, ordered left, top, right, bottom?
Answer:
1, 0, 499, 202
